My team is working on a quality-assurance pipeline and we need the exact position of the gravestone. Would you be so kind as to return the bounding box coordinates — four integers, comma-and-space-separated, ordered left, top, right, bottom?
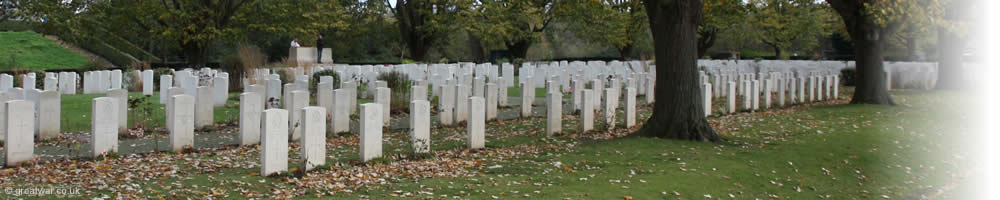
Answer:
485, 83, 498, 121
44, 77, 57, 91
282, 83, 294, 109
473, 77, 485, 97
798, 77, 806, 103
22, 75, 35, 90
360, 103, 383, 162
142, 70, 154, 95
411, 85, 427, 102
727, 82, 736, 113
194, 86, 214, 128
288, 91, 308, 141
247, 84, 267, 108
742, 81, 752, 111
752, 80, 759, 110
764, 80, 772, 109
240, 92, 263, 145
317, 82, 334, 119
92, 97, 119, 157
301, 107, 326, 171
778, 79, 785, 107
110, 70, 122, 89
331, 89, 350, 133
4, 100, 34, 167
625, 87, 636, 128
455, 85, 470, 123
498, 86, 508, 106
168, 95, 195, 152
833, 77, 839, 99
580, 89, 594, 132
166, 87, 184, 132
703, 83, 712, 116
808, 76, 816, 102
38, 91, 60, 139
266, 79, 282, 108
467, 97, 485, 149
106, 89, 128, 133
645, 76, 655, 104
213, 77, 229, 107
260, 109, 289, 176
604, 89, 618, 129
160, 75, 173, 104
546, 92, 562, 136
439, 84, 455, 125
572, 79, 583, 111
0, 74, 13, 91
376, 87, 390, 125
520, 82, 532, 117
410, 100, 431, 153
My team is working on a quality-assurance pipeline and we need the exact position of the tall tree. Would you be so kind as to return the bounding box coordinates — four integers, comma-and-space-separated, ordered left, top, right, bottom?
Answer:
557, 0, 647, 60
936, 0, 971, 89
826, 0, 941, 105
698, 0, 745, 58
748, 0, 833, 59
389, 0, 470, 62
637, 0, 721, 142
466, 0, 554, 60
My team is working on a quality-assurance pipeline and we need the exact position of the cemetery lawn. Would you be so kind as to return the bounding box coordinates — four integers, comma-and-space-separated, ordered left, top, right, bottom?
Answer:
0, 31, 89, 71
0, 88, 976, 199
57, 92, 242, 133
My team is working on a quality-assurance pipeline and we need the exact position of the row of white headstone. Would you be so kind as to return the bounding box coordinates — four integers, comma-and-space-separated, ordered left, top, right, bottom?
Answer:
702, 70, 841, 115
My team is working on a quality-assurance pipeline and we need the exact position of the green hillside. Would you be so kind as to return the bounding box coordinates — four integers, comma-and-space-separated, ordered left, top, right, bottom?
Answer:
0, 31, 89, 70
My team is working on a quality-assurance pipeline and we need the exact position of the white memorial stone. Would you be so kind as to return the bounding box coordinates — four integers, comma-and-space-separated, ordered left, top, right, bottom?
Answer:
240, 92, 263, 145
467, 97, 485, 149
410, 100, 431, 153
301, 106, 326, 171
92, 97, 119, 157
168, 95, 195, 152
260, 109, 289, 176
195, 86, 213, 128
360, 103, 383, 162
4, 100, 33, 167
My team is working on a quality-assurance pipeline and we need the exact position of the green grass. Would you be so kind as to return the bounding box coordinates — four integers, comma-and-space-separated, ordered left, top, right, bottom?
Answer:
0, 31, 89, 71
5, 88, 976, 199
59, 92, 241, 133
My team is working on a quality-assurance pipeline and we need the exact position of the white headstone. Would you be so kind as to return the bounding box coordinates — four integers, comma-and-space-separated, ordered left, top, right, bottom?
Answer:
143, 70, 154, 95
38, 91, 60, 139
288, 91, 308, 141
455, 84, 470, 123
260, 109, 289, 176
625, 87, 636, 128
160, 75, 173, 104
44, 77, 57, 91
240, 92, 263, 145
604, 89, 618, 129
168, 95, 195, 152
106, 89, 128, 133
375, 87, 391, 125
317, 81, 334, 119
581, 89, 594, 132
546, 92, 562, 136
467, 97, 485, 149
92, 97, 118, 157
195, 86, 213, 128
410, 100, 431, 153
22, 75, 35, 90
4, 100, 34, 167
520, 82, 532, 117
703, 83, 712, 116
266, 79, 282, 108
301, 106, 326, 171
439, 84, 454, 125
331, 89, 350, 133
485, 83, 498, 121
213, 77, 229, 107
360, 103, 383, 162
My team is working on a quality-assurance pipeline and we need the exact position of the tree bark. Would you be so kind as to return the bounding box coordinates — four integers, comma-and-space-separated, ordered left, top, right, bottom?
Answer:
618, 44, 634, 60
508, 39, 532, 60
935, 0, 968, 90
850, 35, 895, 105
636, 0, 721, 142
827, 0, 896, 105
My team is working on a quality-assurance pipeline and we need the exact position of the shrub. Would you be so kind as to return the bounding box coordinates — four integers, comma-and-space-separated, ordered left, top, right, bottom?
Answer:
81, 58, 108, 72
274, 68, 293, 85
840, 68, 856, 86
310, 70, 340, 93
376, 71, 411, 113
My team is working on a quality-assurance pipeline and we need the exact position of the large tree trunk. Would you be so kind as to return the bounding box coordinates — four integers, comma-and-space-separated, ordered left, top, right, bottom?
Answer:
936, 0, 968, 90
636, 0, 721, 142
772, 46, 783, 60
827, 0, 896, 105
849, 32, 895, 105
618, 44, 634, 60
508, 39, 532, 60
